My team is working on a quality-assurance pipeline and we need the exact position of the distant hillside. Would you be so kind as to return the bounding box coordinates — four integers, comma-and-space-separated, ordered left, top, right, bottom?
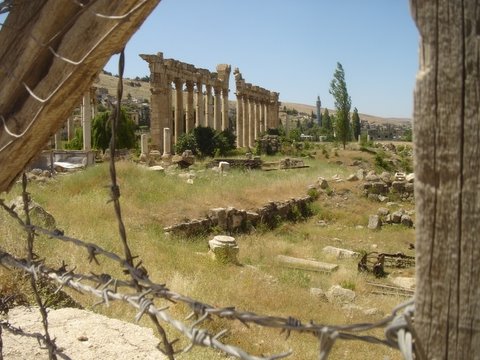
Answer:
280, 102, 412, 126
96, 73, 151, 101
96, 73, 412, 125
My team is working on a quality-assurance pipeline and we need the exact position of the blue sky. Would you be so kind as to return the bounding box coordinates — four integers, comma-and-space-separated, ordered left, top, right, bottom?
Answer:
105, 0, 419, 119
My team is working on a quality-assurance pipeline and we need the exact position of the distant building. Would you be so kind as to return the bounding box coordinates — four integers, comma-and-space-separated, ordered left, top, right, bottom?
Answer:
316, 96, 322, 127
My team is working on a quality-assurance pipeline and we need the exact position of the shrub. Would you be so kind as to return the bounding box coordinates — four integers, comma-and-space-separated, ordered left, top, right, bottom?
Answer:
307, 187, 319, 200
374, 151, 394, 172
213, 129, 236, 156
340, 279, 356, 291
175, 127, 236, 157
175, 132, 198, 155
193, 126, 216, 157
64, 127, 83, 150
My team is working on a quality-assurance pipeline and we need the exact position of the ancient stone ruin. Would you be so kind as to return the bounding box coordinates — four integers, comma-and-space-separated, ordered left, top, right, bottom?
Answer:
140, 52, 231, 154
233, 68, 280, 149
363, 170, 414, 201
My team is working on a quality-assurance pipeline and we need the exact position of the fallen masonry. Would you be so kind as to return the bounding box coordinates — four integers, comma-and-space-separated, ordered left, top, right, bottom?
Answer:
276, 255, 338, 273
163, 195, 314, 236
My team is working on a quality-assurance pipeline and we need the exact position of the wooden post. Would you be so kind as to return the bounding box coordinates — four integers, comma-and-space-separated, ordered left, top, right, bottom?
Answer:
411, 0, 480, 357
0, 0, 160, 192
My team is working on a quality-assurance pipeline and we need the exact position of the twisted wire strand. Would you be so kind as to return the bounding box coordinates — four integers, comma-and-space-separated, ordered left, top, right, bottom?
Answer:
18, 224, 417, 343
0, 201, 420, 359
0, 250, 292, 360
0, 234, 418, 360
70, 0, 150, 20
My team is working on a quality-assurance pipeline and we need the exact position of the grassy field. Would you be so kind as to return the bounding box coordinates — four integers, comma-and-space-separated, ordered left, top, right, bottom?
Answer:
0, 143, 415, 359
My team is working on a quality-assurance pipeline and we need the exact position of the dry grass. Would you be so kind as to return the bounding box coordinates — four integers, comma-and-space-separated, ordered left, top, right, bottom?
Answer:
0, 146, 414, 359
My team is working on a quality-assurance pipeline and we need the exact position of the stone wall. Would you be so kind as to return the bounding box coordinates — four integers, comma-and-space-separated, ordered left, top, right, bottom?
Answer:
362, 171, 414, 201
164, 195, 313, 236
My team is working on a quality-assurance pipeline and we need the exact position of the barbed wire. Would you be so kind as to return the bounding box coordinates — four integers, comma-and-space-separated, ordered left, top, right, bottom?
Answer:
0, 195, 424, 359
0, 247, 421, 360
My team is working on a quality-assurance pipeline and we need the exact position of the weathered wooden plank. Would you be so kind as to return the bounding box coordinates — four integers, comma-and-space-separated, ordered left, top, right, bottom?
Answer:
412, 0, 480, 357
0, 0, 160, 192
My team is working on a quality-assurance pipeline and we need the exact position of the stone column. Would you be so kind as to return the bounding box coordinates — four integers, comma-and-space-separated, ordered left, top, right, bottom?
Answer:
90, 87, 97, 119
213, 86, 222, 131
196, 81, 205, 127
185, 80, 195, 133
263, 102, 269, 130
255, 100, 261, 140
242, 96, 249, 148
272, 94, 280, 128
221, 88, 229, 130
163, 128, 172, 157
267, 102, 274, 130
205, 84, 213, 128
174, 78, 184, 146
140, 133, 149, 155
67, 115, 74, 141
150, 82, 171, 153
236, 94, 243, 148
259, 101, 264, 134
82, 91, 91, 151
54, 130, 62, 150
248, 97, 255, 148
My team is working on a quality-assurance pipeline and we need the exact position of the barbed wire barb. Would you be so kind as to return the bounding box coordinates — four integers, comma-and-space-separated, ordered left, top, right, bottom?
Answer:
70, 0, 149, 20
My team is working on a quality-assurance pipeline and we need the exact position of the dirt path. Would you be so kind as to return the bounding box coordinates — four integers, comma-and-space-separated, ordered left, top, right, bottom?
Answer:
1, 307, 165, 359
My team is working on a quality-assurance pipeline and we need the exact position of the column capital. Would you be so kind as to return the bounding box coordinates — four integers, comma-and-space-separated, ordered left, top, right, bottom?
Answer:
151, 87, 170, 95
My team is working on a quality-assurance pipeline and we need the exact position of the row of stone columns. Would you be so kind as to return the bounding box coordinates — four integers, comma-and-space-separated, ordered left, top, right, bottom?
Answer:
168, 79, 229, 147
234, 68, 280, 149
236, 95, 274, 148
141, 53, 231, 155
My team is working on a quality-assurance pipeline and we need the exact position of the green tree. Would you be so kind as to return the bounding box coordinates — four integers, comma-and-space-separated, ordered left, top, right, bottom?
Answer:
175, 131, 198, 155
402, 128, 413, 142
322, 108, 333, 139
92, 108, 136, 151
288, 128, 301, 142
329, 62, 351, 149
352, 107, 361, 141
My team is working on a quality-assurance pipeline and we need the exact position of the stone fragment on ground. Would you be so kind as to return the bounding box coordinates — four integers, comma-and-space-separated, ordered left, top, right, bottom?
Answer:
276, 255, 338, 273
326, 285, 356, 304
148, 165, 164, 172
322, 246, 359, 259
8, 196, 56, 230
391, 277, 416, 290
208, 235, 240, 264
368, 215, 382, 230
